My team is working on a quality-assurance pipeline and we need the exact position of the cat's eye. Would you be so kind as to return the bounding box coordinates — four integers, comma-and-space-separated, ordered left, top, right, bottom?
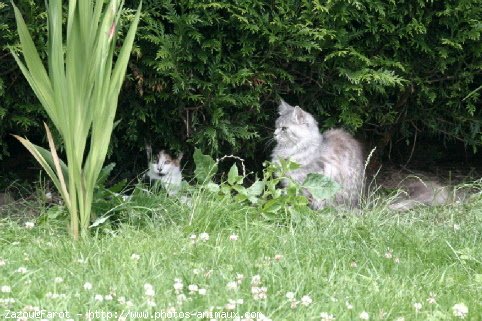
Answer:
165, 160, 172, 164
281, 126, 288, 131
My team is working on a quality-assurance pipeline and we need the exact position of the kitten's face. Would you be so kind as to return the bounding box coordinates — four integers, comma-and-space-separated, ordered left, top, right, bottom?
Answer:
274, 100, 319, 145
153, 151, 182, 175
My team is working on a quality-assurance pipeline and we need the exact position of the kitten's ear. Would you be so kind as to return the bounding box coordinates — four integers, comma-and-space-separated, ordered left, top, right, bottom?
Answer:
293, 106, 307, 124
177, 152, 184, 161
278, 98, 294, 114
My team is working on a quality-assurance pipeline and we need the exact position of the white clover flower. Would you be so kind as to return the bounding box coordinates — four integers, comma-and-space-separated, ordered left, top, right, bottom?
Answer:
25, 221, 35, 229
225, 300, 237, 310
199, 232, 210, 241
125, 300, 134, 307
346, 301, 353, 310
229, 234, 238, 241
257, 313, 272, 321
104, 294, 113, 301
413, 302, 422, 312
54, 277, 64, 283
359, 311, 369, 320
251, 274, 261, 286
144, 283, 155, 297
226, 281, 238, 290
251, 286, 267, 300
384, 248, 393, 259
173, 279, 183, 293
453, 224, 461, 231
198, 288, 207, 296
350, 261, 358, 268
0, 298, 15, 305
236, 273, 244, 284
301, 295, 313, 306
286, 291, 296, 300
1, 285, 11, 293
452, 303, 468, 319
147, 299, 156, 307
320, 312, 336, 321
83, 282, 93, 290
188, 284, 199, 293
145, 288, 155, 297
130, 253, 140, 261
427, 292, 437, 305
274, 254, 283, 261
290, 300, 299, 309
16, 267, 28, 273
0, 258, 6, 266
94, 294, 104, 302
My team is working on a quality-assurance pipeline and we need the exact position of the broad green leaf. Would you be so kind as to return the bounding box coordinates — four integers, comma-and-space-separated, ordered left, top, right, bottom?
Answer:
227, 163, 243, 185
246, 180, 265, 197
193, 148, 218, 183
262, 198, 284, 213
205, 182, 220, 193
302, 173, 340, 200
232, 185, 247, 196
227, 164, 239, 185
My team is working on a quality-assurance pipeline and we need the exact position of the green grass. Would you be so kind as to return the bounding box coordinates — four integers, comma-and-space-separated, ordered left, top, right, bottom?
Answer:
0, 188, 481, 321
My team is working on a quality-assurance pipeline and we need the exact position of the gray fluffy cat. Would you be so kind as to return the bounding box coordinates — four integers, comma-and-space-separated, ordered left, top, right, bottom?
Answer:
271, 99, 365, 209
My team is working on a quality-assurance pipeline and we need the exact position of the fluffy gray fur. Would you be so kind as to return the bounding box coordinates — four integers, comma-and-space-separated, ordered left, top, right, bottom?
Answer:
271, 99, 365, 209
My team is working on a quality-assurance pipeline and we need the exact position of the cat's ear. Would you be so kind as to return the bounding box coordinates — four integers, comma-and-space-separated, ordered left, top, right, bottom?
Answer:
177, 152, 184, 161
278, 98, 294, 114
293, 106, 307, 124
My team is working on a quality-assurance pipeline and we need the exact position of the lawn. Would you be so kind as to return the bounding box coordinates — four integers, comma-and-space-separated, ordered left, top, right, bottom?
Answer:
0, 187, 481, 321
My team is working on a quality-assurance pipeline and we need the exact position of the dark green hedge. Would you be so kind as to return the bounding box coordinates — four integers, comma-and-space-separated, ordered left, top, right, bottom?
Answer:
1, 0, 481, 173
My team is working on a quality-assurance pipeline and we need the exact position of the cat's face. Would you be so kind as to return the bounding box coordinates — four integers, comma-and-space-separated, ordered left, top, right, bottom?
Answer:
274, 99, 319, 145
153, 151, 183, 175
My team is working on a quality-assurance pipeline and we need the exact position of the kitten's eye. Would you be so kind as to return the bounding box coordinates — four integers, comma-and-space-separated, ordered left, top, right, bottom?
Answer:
281, 127, 288, 131
165, 160, 172, 164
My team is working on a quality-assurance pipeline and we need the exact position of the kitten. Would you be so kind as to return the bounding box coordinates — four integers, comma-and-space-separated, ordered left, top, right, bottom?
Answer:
146, 149, 183, 196
271, 99, 365, 209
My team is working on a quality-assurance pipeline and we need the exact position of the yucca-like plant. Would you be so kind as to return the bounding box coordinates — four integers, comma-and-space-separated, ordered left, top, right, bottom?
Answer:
10, 0, 142, 239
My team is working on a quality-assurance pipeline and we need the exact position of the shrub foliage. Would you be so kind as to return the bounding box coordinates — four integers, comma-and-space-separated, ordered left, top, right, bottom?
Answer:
2, 0, 481, 169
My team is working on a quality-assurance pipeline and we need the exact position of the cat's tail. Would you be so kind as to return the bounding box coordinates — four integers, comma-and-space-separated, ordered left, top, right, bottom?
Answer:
388, 179, 450, 211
